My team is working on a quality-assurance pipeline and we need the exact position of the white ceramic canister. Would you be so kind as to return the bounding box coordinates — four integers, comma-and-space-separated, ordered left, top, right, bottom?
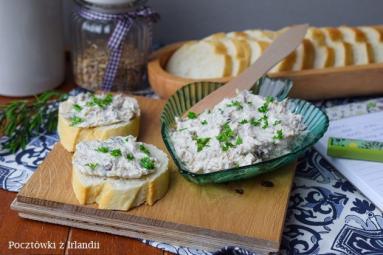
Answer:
0, 0, 65, 97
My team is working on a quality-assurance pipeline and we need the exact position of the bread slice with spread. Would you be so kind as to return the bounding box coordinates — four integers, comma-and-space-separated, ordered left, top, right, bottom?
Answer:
58, 92, 140, 152
72, 136, 169, 210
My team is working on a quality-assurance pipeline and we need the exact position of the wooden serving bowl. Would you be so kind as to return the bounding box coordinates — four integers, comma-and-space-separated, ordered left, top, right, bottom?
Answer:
148, 41, 383, 100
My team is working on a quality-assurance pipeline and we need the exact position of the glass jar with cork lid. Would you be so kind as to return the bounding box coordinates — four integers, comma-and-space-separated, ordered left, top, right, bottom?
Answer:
71, 0, 158, 92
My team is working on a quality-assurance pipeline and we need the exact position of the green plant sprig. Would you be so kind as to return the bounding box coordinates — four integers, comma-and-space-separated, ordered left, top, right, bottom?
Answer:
0, 91, 67, 153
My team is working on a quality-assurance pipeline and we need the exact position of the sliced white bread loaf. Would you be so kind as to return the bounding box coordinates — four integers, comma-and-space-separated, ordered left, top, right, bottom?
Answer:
359, 26, 383, 63
339, 26, 373, 65
320, 27, 354, 67
166, 40, 232, 79
305, 28, 335, 68
72, 139, 169, 210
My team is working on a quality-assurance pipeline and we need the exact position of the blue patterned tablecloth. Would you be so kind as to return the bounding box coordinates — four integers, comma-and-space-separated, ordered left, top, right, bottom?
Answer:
1, 92, 383, 255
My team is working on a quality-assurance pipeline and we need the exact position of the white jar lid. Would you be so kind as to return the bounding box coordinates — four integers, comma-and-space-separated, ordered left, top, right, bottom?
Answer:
84, 0, 138, 5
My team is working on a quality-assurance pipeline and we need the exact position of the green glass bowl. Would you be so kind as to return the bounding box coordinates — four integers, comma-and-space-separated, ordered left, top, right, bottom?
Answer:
160, 76, 329, 184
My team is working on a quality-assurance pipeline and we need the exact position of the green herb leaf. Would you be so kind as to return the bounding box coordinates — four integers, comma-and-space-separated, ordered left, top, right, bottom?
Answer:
216, 123, 236, 151
235, 136, 243, 145
195, 137, 210, 152
250, 118, 260, 127
89, 93, 113, 108
70, 116, 84, 126
239, 119, 248, 125
258, 104, 268, 113
261, 115, 269, 129
85, 163, 98, 170
96, 146, 109, 153
126, 153, 134, 160
273, 120, 282, 126
201, 120, 208, 125
73, 104, 82, 112
273, 129, 284, 140
139, 144, 150, 155
140, 157, 155, 169
265, 96, 274, 103
110, 149, 122, 157
187, 111, 198, 119
226, 100, 243, 110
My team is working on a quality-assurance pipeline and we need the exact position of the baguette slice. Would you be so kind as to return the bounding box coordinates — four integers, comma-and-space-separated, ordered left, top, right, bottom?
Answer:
242, 29, 277, 42
58, 99, 140, 153
166, 40, 232, 78
211, 38, 249, 76
339, 26, 373, 64
359, 26, 383, 63
321, 27, 354, 66
305, 28, 335, 68
269, 51, 296, 73
246, 39, 269, 64
72, 143, 169, 210
292, 39, 315, 70
359, 26, 383, 42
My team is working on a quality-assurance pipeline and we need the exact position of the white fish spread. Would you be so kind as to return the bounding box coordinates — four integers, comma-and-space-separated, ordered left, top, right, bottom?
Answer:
73, 136, 159, 179
170, 90, 306, 173
59, 92, 140, 128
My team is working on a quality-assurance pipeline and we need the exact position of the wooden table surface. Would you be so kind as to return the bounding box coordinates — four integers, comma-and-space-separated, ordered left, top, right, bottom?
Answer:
0, 83, 173, 255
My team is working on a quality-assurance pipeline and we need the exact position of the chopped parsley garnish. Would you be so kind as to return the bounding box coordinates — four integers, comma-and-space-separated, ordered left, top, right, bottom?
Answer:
178, 128, 188, 132
266, 96, 274, 103
85, 163, 98, 170
87, 93, 113, 108
139, 144, 150, 155
140, 157, 155, 169
258, 96, 274, 113
201, 120, 208, 125
226, 100, 243, 110
187, 111, 198, 119
239, 119, 248, 125
235, 136, 243, 145
250, 118, 260, 126
96, 146, 109, 153
73, 104, 82, 112
273, 120, 282, 126
126, 153, 134, 160
70, 116, 84, 126
258, 104, 269, 113
195, 137, 210, 152
110, 149, 122, 157
273, 129, 284, 140
247, 101, 253, 105
261, 115, 269, 129
216, 123, 236, 151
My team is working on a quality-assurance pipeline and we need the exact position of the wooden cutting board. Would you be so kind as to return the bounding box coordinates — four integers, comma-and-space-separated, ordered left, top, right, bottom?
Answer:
11, 96, 296, 254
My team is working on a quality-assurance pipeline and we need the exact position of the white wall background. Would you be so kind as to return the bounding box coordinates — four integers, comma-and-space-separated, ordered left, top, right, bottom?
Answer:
64, 0, 383, 45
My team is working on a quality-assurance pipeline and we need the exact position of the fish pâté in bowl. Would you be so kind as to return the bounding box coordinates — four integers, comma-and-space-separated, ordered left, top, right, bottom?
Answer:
161, 76, 329, 184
